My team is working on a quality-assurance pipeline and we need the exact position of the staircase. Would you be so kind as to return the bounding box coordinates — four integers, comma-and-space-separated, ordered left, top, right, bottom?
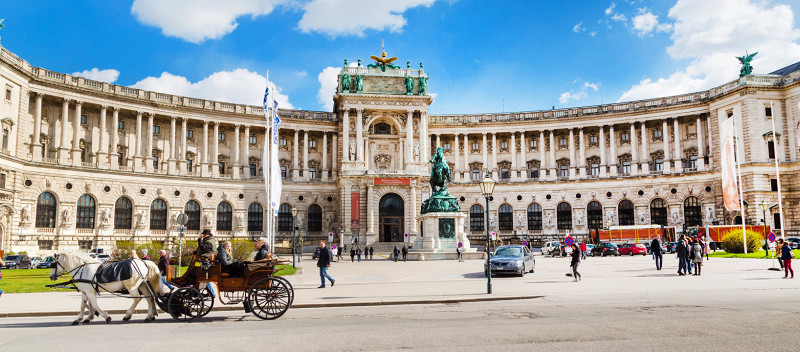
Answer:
346, 242, 406, 254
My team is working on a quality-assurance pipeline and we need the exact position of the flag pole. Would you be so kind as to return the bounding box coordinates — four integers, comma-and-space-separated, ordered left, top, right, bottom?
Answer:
264, 70, 273, 251
733, 118, 748, 253
769, 102, 786, 238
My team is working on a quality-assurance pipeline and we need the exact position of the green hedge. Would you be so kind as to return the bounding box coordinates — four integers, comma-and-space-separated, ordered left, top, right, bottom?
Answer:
720, 229, 762, 254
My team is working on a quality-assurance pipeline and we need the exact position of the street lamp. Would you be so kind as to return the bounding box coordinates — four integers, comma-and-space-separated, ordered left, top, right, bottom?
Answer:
291, 207, 298, 269
480, 172, 496, 294
760, 201, 768, 258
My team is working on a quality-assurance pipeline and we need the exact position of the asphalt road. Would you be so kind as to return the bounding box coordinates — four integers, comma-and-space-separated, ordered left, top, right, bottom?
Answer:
2, 282, 798, 351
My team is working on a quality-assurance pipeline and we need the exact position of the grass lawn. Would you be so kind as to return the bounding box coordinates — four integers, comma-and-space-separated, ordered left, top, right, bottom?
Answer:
708, 249, 800, 259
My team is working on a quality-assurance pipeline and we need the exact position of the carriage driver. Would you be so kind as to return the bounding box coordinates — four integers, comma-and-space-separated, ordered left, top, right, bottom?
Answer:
196, 229, 218, 260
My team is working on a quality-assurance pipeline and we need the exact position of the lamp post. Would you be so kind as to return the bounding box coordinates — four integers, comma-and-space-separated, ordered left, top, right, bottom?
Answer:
480, 172, 496, 294
760, 202, 768, 258
291, 207, 298, 269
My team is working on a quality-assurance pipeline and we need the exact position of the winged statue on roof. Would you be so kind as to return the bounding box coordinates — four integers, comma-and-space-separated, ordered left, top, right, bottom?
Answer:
368, 42, 401, 72
736, 51, 757, 77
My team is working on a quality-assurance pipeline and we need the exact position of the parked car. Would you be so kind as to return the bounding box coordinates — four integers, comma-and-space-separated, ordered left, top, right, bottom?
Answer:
583, 243, 595, 255
37, 256, 54, 268
28, 257, 43, 269
484, 245, 535, 277
645, 242, 668, 254
785, 237, 800, 250
541, 241, 560, 256
619, 243, 648, 256
666, 242, 678, 253
96, 254, 111, 262
590, 242, 620, 257
2, 254, 32, 269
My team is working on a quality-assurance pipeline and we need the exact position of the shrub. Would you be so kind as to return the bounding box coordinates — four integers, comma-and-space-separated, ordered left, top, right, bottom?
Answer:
721, 229, 762, 253
230, 239, 256, 262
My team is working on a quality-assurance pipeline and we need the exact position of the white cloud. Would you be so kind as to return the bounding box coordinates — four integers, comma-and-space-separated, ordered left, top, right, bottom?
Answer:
584, 82, 599, 91
631, 9, 672, 37
297, 71, 309, 78
130, 0, 286, 43
573, 21, 585, 33
605, 2, 616, 15
317, 67, 340, 111
611, 13, 627, 22
559, 91, 588, 104
297, 0, 437, 37
72, 68, 120, 83
131, 69, 293, 108
620, 0, 800, 102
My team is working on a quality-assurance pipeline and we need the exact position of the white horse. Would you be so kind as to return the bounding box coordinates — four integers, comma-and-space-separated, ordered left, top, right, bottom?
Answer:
50, 253, 168, 324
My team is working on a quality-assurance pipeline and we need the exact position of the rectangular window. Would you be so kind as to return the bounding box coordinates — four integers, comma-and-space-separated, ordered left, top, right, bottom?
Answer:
118, 120, 124, 130
219, 161, 225, 174
589, 135, 598, 145
768, 141, 775, 160
472, 141, 479, 151
280, 165, 287, 178
559, 165, 568, 177
218, 133, 226, 142
653, 129, 662, 139
771, 178, 778, 192
250, 163, 257, 176
2, 128, 8, 150
530, 167, 539, 179
500, 140, 508, 150
153, 156, 159, 169
621, 161, 631, 175
187, 159, 193, 172
590, 163, 599, 176
472, 168, 481, 180
765, 106, 773, 117
529, 139, 537, 149
186, 129, 194, 139
4, 87, 11, 101
250, 136, 258, 145
80, 114, 87, 125
774, 213, 782, 229
80, 147, 87, 162
118, 150, 124, 166
153, 125, 160, 134
78, 240, 93, 251
309, 167, 317, 179
38, 240, 54, 250
0, 173, 5, 188
500, 168, 509, 179
654, 158, 663, 171
443, 142, 451, 151
559, 137, 567, 147
621, 132, 630, 143
687, 155, 697, 169
279, 137, 287, 146
309, 139, 317, 149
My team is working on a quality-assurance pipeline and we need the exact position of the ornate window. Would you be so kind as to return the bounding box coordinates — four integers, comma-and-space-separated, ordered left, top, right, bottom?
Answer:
684, 196, 702, 226
308, 204, 322, 231
653, 128, 662, 141
498, 161, 511, 180
527, 203, 542, 230
651, 151, 664, 172
618, 200, 634, 226
184, 200, 201, 231
374, 122, 392, 135
471, 141, 480, 151
76, 195, 96, 229
498, 204, 513, 230
529, 138, 537, 150
557, 202, 572, 230
216, 202, 232, 231
620, 131, 630, 144
150, 199, 167, 230
589, 134, 599, 147
278, 203, 293, 231
619, 154, 632, 175
557, 158, 569, 178
558, 136, 568, 149
114, 197, 133, 229
587, 156, 601, 176
527, 160, 540, 179
470, 204, 484, 231
247, 203, 263, 232
36, 192, 57, 228
587, 201, 603, 229
499, 140, 509, 152
650, 198, 667, 226
684, 147, 698, 170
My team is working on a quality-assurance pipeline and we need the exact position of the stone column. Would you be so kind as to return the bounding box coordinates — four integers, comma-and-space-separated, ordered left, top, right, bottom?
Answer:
367, 183, 375, 236
436, 134, 441, 149
211, 122, 220, 177
242, 126, 250, 179
609, 124, 617, 175
511, 132, 517, 179
110, 108, 120, 170
322, 132, 329, 181
578, 128, 586, 177
548, 130, 555, 180
145, 113, 154, 173
421, 112, 429, 158
303, 130, 309, 180
599, 126, 607, 177
357, 109, 365, 163
410, 181, 418, 233
673, 117, 682, 173
463, 134, 469, 181
706, 117, 713, 169
332, 133, 339, 179
31, 93, 43, 161
133, 112, 143, 171
538, 131, 545, 179
520, 132, 527, 180
568, 129, 576, 178
481, 133, 488, 173
491, 132, 498, 179
453, 133, 460, 180
292, 129, 300, 180
232, 124, 241, 179
406, 110, 413, 164
697, 115, 705, 171
630, 122, 638, 175
71, 101, 82, 166
58, 98, 70, 164
641, 122, 649, 175
342, 109, 350, 161
200, 120, 209, 177
97, 105, 108, 168
168, 116, 178, 174
662, 119, 671, 173
179, 118, 188, 175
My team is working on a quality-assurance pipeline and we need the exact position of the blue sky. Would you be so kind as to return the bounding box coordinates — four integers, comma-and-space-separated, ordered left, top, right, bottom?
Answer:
1, 0, 799, 114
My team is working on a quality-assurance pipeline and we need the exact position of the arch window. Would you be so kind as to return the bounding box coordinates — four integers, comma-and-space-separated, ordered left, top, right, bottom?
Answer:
308, 204, 322, 232
76, 195, 96, 229
184, 200, 201, 231
498, 204, 513, 230
247, 203, 263, 232
216, 202, 232, 231
150, 199, 167, 230
557, 202, 572, 230
618, 200, 635, 226
470, 204, 484, 231
650, 198, 667, 226
114, 197, 133, 229
36, 192, 57, 228
587, 201, 603, 229
684, 196, 702, 226
374, 122, 392, 135
278, 203, 293, 231
527, 203, 542, 231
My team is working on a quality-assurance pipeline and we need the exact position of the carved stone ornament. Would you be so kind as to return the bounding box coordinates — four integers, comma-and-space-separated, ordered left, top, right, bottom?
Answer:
374, 154, 392, 168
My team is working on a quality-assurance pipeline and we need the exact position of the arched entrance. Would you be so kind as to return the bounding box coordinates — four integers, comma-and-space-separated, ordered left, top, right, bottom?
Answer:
379, 193, 404, 242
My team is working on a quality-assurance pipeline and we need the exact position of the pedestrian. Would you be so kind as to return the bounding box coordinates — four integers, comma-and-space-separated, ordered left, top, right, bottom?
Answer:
651, 235, 663, 271
350, 247, 355, 262
129, 249, 139, 259
316, 241, 335, 288
140, 249, 151, 261
157, 249, 169, 277
356, 247, 362, 262
685, 237, 693, 273
369, 246, 374, 260
690, 239, 703, 276
676, 235, 689, 276
776, 239, 785, 268
336, 245, 343, 261
402, 245, 408, 262
698, 235, 709, 260
393, 245, 400, 262
779, 238, 794, 279
570, 243, 582, 282
580, 242, 587, 260
456, 245, 463, 262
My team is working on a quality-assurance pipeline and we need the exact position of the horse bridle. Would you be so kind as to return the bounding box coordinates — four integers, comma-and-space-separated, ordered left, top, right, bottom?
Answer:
53, 255, 87, 280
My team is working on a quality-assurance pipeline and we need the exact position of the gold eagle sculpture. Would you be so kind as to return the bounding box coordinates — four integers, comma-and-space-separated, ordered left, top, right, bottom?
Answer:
370, 51, 398, 66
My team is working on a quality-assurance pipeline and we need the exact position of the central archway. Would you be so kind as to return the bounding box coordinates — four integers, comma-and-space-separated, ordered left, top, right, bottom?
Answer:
379, 193, 404, 242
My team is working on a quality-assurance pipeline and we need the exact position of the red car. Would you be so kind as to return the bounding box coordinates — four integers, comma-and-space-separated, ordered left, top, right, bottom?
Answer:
618, 243, 648, 256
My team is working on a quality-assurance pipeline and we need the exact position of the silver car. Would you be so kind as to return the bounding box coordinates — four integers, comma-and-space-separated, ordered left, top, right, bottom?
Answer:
484, 245, 535, 277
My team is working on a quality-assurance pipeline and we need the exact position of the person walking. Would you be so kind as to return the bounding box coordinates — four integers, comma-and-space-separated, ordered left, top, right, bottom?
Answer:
349, 247, 355, 262
580, 242, 587, 260
698, 235, 709, 260
402, 245, 408, 262
651, 235, 663, 271
776, 239, 785, 269
676, 235, 689, 276
393, 245, 400, 262
456, 245, 463, 262
570, 243, 582, 282
369, 246, 374, 260
356, 247, 362, 262
317, 241, 335, 288
336, 245, 343, 261
779, 238, 794, 279
690, 239, 703, 276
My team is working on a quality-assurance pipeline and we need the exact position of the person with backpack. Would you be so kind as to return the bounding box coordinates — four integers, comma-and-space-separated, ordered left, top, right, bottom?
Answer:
349, 247, 355, 262
779, 238, 794, 279
690, 239, 703, 276
402, 245, 408, 262
356, 247, 362, 262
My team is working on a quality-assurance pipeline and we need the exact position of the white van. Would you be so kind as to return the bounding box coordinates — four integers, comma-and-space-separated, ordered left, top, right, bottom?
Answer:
542, 241, 560, 256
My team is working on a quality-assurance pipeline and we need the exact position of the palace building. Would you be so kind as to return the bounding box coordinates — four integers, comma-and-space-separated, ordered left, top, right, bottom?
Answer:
0, 43, 799, 254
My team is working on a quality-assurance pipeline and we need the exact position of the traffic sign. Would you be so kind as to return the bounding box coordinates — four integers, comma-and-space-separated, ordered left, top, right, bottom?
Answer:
491, 232, 497, 240
565, 230, 571, 236
331, 244, 337, 250
565, 236, 574, 246
404, 233, 409, 243
522, 240, 528, 246
768, 232, 776, 242
177, 212, 189, 226
458, 242, 463, 248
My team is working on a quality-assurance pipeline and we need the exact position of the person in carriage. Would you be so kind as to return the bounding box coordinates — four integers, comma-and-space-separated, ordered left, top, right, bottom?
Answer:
218, 241, 244, 277
197, 229, 218, 259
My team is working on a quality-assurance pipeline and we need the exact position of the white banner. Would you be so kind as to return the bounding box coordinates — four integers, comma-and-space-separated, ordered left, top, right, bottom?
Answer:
720, 117, 740, 211
270, 99, 281, 214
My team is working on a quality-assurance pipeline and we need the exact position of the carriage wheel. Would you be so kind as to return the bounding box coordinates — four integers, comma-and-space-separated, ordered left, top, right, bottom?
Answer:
271, 276, 294, 307
246, 278, 291, 320
167, 287, 205, 322
199, 287, 215, 317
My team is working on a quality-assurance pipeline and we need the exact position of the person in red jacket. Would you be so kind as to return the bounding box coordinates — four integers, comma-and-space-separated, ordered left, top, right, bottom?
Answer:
579, 242, 587, 260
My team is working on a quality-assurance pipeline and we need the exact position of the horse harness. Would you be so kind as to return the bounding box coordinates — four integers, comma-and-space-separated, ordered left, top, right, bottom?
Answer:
50, 258, 159, 299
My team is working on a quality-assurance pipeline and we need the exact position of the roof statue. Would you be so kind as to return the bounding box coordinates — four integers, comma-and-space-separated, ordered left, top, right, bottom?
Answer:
737, 51, 757, 77
369, 41, 400, 72
0, 19, 4, 43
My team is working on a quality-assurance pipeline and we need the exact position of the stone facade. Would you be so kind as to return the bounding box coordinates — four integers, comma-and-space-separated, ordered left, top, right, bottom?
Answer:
1, 44, 799, 255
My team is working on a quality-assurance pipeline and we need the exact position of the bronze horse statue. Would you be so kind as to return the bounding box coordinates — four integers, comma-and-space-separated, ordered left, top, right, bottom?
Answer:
429, 147, 451, 195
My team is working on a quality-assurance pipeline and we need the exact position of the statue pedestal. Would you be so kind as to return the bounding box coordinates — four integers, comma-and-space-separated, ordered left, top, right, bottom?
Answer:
410, 212, 475, 260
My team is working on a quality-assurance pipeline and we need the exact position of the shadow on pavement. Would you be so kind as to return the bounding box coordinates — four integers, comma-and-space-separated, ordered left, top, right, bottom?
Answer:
0, 315, 229, 329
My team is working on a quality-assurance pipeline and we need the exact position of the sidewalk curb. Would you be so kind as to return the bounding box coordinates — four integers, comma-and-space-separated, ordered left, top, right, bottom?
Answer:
0, 295, 543, 319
